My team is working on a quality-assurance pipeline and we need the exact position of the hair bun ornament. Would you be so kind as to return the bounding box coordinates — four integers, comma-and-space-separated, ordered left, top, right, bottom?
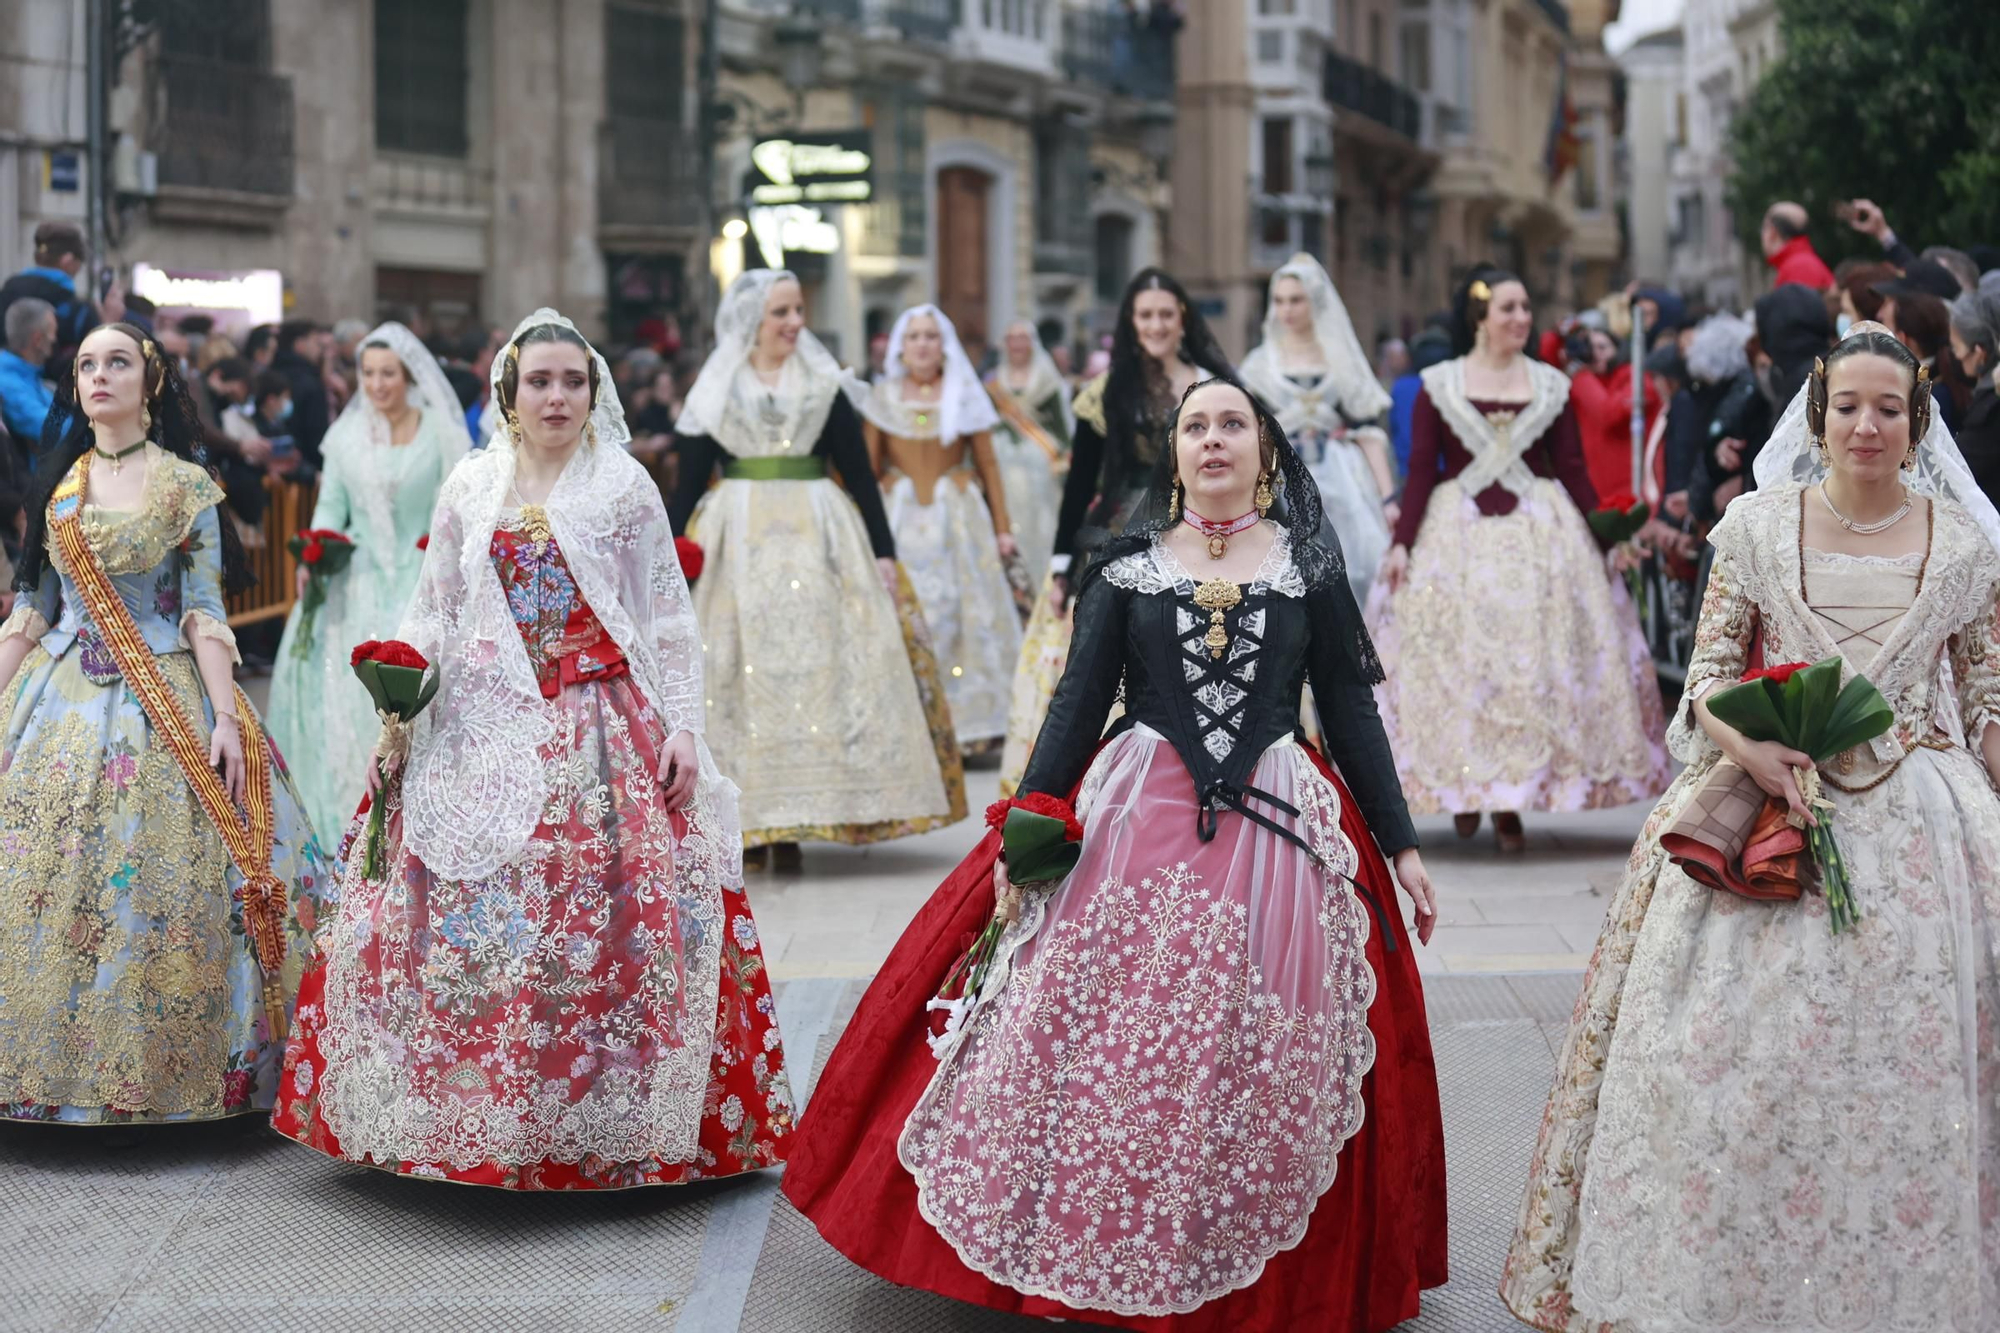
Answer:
1469, 279, 1492, 302
1844, 318, 1895, 341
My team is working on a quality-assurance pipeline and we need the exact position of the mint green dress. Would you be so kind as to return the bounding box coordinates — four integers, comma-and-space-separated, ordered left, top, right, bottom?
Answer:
269, 411, 462, 840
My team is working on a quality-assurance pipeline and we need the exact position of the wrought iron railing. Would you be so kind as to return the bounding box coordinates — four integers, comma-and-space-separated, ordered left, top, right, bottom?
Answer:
1322, 51, 1422, 141
1061, 8, 1176, 104
599, 115, 705, 229
154, 53, 295, 197
973, 0, 1048, 41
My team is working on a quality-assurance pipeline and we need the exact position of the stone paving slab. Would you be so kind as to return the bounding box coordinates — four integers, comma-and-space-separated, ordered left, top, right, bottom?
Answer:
0, 971, 1576, 1333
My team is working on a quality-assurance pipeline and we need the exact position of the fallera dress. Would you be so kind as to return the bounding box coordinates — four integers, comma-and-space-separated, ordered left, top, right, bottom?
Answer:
268, 406, 463, 838
0, 448, 329, 1123
1367, 356, 1671, 814
275, 435, 794, 1190
787, 529, 1449, 1331
983, 361, 1069, 590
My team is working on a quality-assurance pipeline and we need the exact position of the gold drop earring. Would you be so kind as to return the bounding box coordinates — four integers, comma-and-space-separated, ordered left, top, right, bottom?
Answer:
140, 403, 153, 437
585, 419, 599, 449
1254, 471, 1274, 517
1168, 477, 1182, 522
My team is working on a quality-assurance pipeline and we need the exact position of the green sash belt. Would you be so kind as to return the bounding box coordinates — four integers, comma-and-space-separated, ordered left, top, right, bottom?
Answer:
723, 455, 827, 481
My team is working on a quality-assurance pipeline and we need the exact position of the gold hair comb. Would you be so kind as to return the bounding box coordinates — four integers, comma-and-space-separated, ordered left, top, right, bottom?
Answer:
1469, 280, 1492, 302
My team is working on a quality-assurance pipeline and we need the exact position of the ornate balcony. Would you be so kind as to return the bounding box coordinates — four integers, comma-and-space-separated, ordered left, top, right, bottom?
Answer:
1062, 8, 1176, 105
1323, 51, 1422, 143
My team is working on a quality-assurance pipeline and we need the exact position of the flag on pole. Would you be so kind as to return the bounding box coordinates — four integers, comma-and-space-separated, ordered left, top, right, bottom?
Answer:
1544, 52, 1581, 190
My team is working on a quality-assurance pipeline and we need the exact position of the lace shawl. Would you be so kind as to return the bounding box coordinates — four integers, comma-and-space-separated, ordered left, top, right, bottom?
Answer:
397, 443, 740, 884
1419, 357, 1570, 499
862, 304, 998, 444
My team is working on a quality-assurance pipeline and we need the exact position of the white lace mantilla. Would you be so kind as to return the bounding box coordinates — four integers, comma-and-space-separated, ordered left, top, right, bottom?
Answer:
1419, 357, 1570, 499
1100, 529, 1307, 600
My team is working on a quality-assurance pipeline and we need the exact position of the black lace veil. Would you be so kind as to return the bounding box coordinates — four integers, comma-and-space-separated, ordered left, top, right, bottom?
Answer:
1079, 373, 1384, 685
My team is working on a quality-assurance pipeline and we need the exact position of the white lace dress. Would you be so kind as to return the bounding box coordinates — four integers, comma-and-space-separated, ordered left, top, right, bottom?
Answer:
1502, 484, 2000, 1332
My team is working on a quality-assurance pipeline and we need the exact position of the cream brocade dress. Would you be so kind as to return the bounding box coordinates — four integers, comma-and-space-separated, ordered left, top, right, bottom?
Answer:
1502, 485, 2000, 1332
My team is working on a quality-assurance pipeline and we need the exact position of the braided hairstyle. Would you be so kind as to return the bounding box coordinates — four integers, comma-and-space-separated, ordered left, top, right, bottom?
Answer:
16, 322, 251, 595
1805, 328, 1934, 463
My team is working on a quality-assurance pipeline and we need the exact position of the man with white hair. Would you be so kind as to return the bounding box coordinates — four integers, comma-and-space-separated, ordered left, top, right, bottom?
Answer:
0, 297, 56, 445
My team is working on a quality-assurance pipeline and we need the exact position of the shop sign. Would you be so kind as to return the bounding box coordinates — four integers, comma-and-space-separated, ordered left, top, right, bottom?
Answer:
747, 205, 840, 269
747, 132, 873, 206
131, 264, 285, 325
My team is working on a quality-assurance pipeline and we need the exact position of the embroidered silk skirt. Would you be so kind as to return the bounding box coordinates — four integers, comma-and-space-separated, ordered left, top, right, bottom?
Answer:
0, 644, 329, 1123
1366, 478, 1672, 814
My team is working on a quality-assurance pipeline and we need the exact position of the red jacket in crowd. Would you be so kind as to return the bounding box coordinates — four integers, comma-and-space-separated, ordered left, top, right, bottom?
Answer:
1766, 235, 1835, 291
1569, 363, 1664, 502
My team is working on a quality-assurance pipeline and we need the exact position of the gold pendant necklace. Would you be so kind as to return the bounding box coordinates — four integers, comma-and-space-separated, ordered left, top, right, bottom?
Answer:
508, 482, 553, 549
1193, 578, 1243, 660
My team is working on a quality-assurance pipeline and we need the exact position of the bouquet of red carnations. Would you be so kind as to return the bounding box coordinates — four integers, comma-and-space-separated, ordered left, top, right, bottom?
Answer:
1699, 657, 1895, 933
926, 794, 1085, 1053
1588, 491, 1652, 615
675, 536, 704, 585
349, 639, 439, 879
288, 527, 356, 659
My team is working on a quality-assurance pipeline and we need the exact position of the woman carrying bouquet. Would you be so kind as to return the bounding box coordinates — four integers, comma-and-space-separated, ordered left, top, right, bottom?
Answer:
273, 310, 792, 1190
670, 270, 961, 867
785, 376, 1448, 1331
0, 325, 328, 1124
1370, 265, 1670, 852
1503, 325, 2000, 1331
268, 321, 470, 839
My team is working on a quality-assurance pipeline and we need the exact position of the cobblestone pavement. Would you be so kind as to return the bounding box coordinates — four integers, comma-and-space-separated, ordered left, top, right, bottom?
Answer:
10, 722, 1647, 1332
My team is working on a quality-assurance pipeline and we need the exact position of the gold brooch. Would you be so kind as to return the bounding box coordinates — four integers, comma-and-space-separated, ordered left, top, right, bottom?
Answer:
1193, 578, 1242, 660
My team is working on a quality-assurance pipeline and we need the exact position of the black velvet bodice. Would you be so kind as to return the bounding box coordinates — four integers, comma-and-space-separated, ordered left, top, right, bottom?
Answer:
1018, 540, 1417, 857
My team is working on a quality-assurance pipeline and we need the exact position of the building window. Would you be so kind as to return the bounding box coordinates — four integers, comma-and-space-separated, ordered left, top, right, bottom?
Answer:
1400, 21, 1430, 90
1257, 0, 1296, 13
1256, 29, 1286, 63
1094, 214, 1135, 304
160, 0, 272, 66
1575, 125, 1601, 211
1036, 118, 1093, 256
607, 3, 684, 123
1368, 13, 1385, 70
1261, 116, 1294, 194
376, 0, 472, 157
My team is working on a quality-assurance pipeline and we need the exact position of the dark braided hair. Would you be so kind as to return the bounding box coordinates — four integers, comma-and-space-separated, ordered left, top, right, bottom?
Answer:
1805, 328, 1934, 455
17, 322, 251, 595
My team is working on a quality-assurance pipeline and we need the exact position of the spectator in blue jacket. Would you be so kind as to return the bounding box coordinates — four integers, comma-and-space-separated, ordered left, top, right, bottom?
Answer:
1390, 324, 1453, 478
0, 222, 103, 363
0, 298, 56, 447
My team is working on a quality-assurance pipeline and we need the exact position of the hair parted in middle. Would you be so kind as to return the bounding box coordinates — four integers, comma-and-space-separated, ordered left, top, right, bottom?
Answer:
495, 323, 601, 418
1449, 263, 1524, 357
1805, 327, 1934, 460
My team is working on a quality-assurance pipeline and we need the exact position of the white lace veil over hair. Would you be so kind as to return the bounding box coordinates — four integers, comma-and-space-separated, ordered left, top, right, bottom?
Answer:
674, 267, 852, 455
397, 307, 742, 885
1241, 253, 1393, 429
324, 321, 473, 573
993, 318, 1074, 436
862, 303, 1000, 443
1755, 320, 2000, 556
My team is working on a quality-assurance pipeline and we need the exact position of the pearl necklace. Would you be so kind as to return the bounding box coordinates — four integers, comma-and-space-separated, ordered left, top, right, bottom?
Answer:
1818, 481, 1911, 535
1182, 508, 1261, 560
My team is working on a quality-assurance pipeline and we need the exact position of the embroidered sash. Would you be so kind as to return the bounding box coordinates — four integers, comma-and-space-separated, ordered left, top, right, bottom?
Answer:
988, 383, 1063, 463
1420, 358, 1570, 499
48, 458, 290, 1038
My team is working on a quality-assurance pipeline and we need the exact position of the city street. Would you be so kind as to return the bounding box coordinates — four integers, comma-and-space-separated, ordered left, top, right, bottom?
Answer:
0, 757, 1644, 1333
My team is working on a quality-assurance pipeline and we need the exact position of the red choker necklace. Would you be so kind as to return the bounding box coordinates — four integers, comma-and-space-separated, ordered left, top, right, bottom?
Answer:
1183, 508, 1260, 559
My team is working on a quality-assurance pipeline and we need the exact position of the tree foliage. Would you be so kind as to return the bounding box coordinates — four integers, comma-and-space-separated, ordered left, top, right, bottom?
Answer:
1727, 0, 2000, 262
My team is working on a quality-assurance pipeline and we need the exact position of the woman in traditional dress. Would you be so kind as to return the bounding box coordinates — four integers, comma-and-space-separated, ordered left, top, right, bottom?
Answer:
786, 375, 1447, 1330
670, 270, 962, 867
999, 268, 1232, 793
1371, 265, 1670, 852
983, 319, 1070, 589
273, 310, 791, 1190
858, 305, 1022, 749
0, 324, 328, 1125
268, 321, 470, 838
1241, 254, 1398, 604
1502, 325, 2000, 1331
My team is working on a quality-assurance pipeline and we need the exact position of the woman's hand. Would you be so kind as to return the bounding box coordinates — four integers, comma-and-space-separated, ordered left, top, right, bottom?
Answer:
1392, 847, 1439, 946
1047, 573, 1071, 613
1608, 541, 1647, 575
1381, 499, 1401, 530
992, 859, 1023, 924
366, 739, 404, 798
1728, 735, 1819, 827
295, 565, 311, 602
877, 557, 900, 600
658, 729, 699, 812
996, 532, 1020, 560
1380, 544, 1411, 594
210, 713, 246, 804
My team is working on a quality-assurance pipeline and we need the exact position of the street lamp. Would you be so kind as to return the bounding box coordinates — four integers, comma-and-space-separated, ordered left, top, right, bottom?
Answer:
1136, 105, 1176, 177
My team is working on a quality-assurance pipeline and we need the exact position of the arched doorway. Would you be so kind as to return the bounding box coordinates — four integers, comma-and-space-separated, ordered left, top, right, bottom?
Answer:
936, 166, 994, 357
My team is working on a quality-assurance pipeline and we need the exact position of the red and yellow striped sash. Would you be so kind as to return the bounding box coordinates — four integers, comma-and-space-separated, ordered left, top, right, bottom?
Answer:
48, 457, 289, 1037
988, 384, 1063, 464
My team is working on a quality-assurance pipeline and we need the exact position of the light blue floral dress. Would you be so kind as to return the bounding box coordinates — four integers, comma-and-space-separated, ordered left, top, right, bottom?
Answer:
0, 447, 330, 1123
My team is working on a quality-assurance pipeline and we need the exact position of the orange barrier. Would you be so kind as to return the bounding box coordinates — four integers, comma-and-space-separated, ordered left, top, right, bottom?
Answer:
225, 477, 317, 628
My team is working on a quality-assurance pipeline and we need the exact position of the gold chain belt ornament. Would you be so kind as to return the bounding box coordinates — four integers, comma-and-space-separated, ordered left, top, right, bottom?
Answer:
48, 458, 289, 1040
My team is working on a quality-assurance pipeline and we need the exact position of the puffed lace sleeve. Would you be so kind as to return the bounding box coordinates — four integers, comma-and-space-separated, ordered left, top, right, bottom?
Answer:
1949, 581, 2000, 749
1669, 547, 1758, 766
176, 503, 241, 664
1, 573, 58, 645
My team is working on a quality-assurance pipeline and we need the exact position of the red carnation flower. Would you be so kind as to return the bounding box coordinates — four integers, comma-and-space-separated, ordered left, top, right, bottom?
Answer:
1743, 661, 1811, 685
1014, 792, 1084, 842
368, 641, 429, 670
301, 539, 325, 564
675, 535, 705, 583
350, 640, 381, 669
1599, 492, 1641, 513
984, 798, 1013, 834
416, 533, 430, 551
